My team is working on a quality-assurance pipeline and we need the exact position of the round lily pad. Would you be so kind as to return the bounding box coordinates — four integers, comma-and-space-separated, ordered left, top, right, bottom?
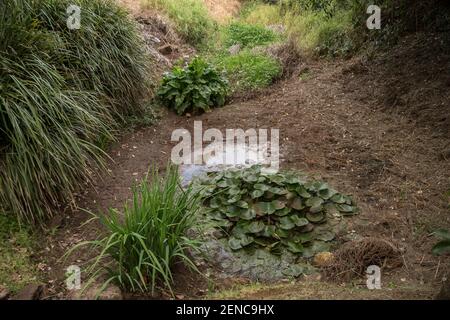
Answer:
247, 221, 265, 234
315, 230, 335, 242
286, 241, 304, 254
279, 216, 296, 230
290, 197, 305, 210
306, 196, 324, 208
306, 211, 325, 223
291, 215, 309, 227
240, 208, 256, 220
251, 189, 264, 199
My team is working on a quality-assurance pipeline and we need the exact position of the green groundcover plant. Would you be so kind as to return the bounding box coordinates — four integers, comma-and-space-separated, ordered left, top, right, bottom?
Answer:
215, 51, 282, 91
224, 22, 279, 48
195, 165, 358, 257
157, 57, 228, 115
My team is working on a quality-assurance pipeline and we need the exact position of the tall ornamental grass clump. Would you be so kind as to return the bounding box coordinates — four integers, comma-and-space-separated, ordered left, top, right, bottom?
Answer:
69, 165, 202, 295
0, 0, 149, 224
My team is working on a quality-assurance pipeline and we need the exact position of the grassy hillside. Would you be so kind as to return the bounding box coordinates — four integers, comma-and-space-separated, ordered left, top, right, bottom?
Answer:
241, 0, 450, 57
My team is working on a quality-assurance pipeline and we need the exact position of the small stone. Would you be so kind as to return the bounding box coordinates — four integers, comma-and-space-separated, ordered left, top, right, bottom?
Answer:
313, 252, 335, 267
49, 215, 64, 229
70, 283, 122, 300
266, 24, 286, 34
228, 44, 241, 56
212, 229, 224, 239
0, 286, 10, 300
13, 284, 44, 300
158, 44, 175, 55
149, 35, 161, 44
436, 279, 450, 300
439, 149, 450, 160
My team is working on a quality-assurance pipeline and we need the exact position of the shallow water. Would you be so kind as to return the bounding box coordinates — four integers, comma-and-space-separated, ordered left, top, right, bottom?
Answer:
180, 142, 279, 185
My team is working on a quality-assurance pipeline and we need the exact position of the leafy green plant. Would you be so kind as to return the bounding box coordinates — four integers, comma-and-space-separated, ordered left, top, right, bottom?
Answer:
225, 22, 279, 48
0, 0, 149, 224
158, 57, 228, 115
67, 165, 202, 296
432, 229, 450, 255
194, 165, 358, 258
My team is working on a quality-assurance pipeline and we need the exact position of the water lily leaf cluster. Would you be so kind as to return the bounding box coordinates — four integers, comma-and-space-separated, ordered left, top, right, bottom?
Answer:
195, 165, 358, 257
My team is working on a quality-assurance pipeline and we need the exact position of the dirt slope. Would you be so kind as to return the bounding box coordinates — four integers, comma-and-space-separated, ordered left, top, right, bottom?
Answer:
119, 0, 241, 23
203, 0, 241, 23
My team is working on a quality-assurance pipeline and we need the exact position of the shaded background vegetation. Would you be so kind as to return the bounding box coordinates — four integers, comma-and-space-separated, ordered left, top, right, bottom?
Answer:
244, 0, 450, 56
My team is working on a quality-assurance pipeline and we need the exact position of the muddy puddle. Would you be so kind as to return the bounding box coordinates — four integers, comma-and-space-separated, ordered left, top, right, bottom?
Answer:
180, 141, 280, 186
